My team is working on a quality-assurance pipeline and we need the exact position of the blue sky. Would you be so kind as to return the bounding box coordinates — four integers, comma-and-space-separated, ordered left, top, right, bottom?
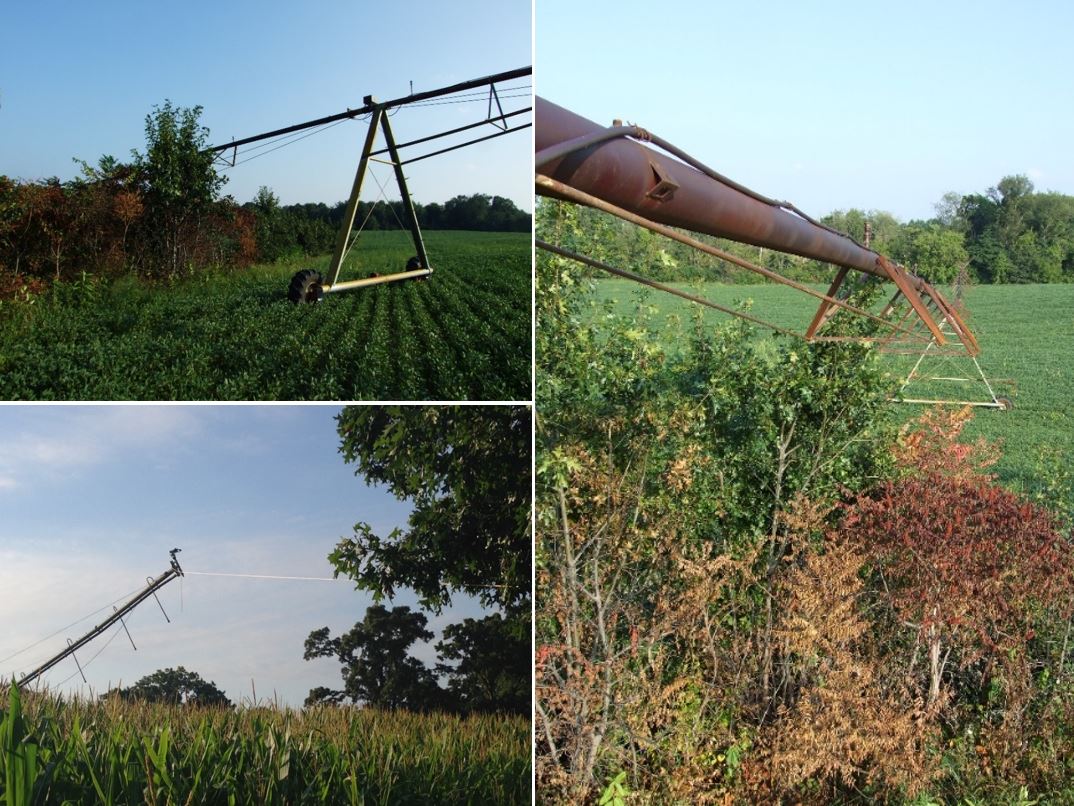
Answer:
1, 1, 532, 210
0, 405, 500, 707
536, 0, 1074, 221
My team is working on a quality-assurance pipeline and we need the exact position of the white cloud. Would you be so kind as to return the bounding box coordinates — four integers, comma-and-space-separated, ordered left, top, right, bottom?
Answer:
0, 475, 16, 490
90, 406, 200, 444
0, 405, 201, 486
0, 434, 102, 469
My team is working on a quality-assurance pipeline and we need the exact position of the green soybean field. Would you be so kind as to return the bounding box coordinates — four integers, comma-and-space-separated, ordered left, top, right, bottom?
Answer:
591, 279, 1074, 516
0, 231, 530, 401
0, 684, 530, 806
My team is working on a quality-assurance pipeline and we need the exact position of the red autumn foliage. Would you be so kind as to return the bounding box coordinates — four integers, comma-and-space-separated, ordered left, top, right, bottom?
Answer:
845, 407, 1074, 706
0, 170, 254, 297
846, 472, 1071, 655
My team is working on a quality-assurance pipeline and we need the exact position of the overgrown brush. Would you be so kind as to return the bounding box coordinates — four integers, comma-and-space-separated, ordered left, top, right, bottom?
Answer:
536, 200, 897, 802
0, 684, 529, 805
535, 198, 1074, 804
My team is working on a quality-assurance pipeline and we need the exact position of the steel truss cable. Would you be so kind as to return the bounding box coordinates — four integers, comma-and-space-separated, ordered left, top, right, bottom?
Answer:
0, 584, 146, 668
50, 624, 126, 689
184, 571, 339, 582
207, 66, 531, 154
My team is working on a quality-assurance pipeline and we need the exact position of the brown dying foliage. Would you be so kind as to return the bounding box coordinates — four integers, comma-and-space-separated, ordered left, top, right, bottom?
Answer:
536, 427, 758, 804
893, 405, 999, 481
751, 518, 935, 800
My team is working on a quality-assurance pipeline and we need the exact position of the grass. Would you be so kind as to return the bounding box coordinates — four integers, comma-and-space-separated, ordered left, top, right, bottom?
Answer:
594, 278, 1074, 515
0, 231, 531, 401
0, 684, 530, 805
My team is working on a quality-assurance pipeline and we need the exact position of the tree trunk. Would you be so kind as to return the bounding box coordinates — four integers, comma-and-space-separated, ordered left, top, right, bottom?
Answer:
928, 623, 942, 705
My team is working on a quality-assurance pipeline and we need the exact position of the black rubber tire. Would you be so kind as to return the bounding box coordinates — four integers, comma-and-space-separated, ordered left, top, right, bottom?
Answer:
996, 396, 1014, 411
406, 255, 423, 270
288, 269, 324, 304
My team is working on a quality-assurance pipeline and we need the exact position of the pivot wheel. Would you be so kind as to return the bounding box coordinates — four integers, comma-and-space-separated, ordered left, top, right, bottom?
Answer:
405, 255, 429, 281
996, 396, 1014, 411
288, 269, 324, 304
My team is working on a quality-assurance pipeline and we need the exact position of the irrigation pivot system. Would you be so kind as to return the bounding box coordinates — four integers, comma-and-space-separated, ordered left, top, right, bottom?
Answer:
535, 97, 1010, 409
208, 67, 532, 304
15, 549, 184, 690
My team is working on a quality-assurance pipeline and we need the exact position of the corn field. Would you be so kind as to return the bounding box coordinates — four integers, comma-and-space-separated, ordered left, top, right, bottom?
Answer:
0, 684, 530, 805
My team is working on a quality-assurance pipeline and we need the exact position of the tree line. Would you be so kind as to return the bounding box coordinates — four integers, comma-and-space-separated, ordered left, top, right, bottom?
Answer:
109, 600, 528, 716
559, 173, 1074, 286
0, 102, 254, 299
248, 187, 529, 264
0, 101, 530, 298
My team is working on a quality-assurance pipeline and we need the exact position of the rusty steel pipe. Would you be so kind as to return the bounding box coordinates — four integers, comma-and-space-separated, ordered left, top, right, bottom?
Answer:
535, 96, 974, 350
535, 97, 894, 274
535, 97, 954, 290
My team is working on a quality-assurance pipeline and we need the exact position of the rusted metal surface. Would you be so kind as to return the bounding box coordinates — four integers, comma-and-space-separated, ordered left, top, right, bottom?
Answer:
535, 96, 978, 356
805, 267, 849, 339
537, 97, 888, 275
537, 174, 930, 345
879, 256, 947, 345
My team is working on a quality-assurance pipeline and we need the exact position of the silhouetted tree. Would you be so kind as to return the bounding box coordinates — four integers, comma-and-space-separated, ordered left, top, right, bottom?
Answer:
330, 405, 531, 613
436, 614, 530, 715
108, 666, 231, 707
304, 604, 441, 710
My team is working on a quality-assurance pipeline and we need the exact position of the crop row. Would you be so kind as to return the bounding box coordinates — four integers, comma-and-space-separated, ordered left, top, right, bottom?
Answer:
0, 232, 531, 401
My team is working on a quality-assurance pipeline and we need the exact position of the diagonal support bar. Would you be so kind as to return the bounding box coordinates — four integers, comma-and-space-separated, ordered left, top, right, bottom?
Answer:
380, 113, 430, 272
326, 107, 384, 288
536, 174, 930, 344
324, 106, 434, 289
66, 639, 87, 684
537, 239, 802, 339
877, 256, 946, 346
805, 266, 849, 339
115, 606, 137, 650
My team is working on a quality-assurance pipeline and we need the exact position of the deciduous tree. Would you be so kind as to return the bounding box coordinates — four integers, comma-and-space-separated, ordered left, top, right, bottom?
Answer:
134, 101, 226, 276
436, 613, 529, 715
891, 222, 969, 283
109, 666, 231, 707
847, 409, 1074, 705
303, 604, 441, 710
330, 405, 531, 613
